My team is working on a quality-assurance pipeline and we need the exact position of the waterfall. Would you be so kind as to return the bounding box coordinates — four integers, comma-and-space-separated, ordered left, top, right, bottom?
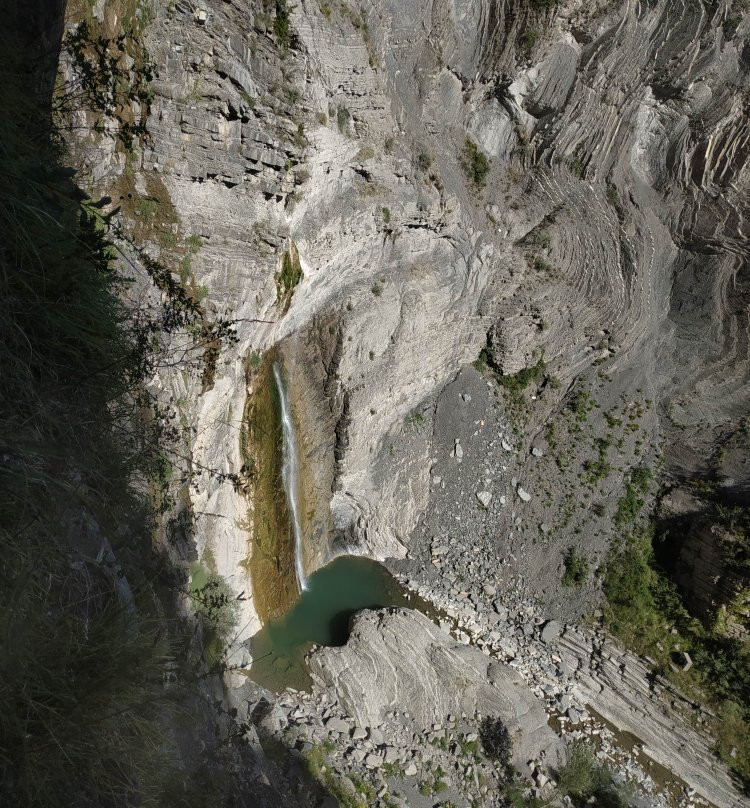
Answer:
272, 361, 307, 592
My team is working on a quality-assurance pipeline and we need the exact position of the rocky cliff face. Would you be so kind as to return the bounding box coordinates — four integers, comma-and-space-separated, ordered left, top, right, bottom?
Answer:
91, 0, 749, 638
64, 0, 750, 803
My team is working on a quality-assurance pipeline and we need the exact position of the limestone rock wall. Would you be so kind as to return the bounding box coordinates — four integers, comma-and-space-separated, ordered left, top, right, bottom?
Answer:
69, 0, 750, 641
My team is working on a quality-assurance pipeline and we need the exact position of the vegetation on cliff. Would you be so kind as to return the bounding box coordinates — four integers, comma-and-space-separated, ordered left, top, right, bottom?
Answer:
0, 13, 243, 807
605, 504, 750, 789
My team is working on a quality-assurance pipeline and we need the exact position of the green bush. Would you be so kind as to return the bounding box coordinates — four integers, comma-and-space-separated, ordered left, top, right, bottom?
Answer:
561, 546, 589, 587
273, 0, 292, 49
276, 247, 303, 302
190, 568, 240, 641
462, 137, 490, 188
479, 717, 513, 769
0, 537, 178, 808
557, 742, 630, 808
497, 356, 546, 392
613, 468, 651, 527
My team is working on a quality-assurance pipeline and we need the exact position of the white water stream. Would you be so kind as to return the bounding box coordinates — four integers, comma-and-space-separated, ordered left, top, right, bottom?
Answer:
272, 361, 307, 592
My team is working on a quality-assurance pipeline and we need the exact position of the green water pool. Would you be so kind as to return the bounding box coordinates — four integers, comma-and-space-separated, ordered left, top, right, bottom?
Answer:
248, 555, 416, 692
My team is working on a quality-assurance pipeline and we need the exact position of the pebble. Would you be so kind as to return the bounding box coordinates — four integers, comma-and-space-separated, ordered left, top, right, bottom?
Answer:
476, 490, 492, 508
517, 487, 532, 502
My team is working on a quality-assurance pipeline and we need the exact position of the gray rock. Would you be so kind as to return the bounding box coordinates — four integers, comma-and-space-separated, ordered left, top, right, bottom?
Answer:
309, 609, 561, 768
517, 487, 532, 502
365, 752, 384, 769
384, 746, 400, 763
476, 490, 492, 508
567, 708, 580, 725
367, 727, 384, 746
325, 717, 351, 734
492, 600, 508, 619
531, 446, 544, 457
540, 620, 562, 644
483, 584, 497, 596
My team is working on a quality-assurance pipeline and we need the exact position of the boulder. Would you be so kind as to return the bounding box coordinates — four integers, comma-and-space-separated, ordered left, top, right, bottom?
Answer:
309, 609, 561, 770
540, 620, 562, 644
325, 717, 351, 734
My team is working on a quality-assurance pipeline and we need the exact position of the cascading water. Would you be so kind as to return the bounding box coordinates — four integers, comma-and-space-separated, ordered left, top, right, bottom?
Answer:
272, 361, 307, 592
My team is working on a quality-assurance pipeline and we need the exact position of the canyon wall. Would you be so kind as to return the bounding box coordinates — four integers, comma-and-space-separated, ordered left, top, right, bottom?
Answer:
69, 0, 750, 649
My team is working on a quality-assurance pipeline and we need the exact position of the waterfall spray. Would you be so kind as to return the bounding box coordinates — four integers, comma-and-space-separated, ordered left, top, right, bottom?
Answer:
272, 361, 307, 592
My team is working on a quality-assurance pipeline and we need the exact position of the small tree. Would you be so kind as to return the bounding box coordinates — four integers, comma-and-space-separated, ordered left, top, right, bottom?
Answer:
479, 716, 513, 770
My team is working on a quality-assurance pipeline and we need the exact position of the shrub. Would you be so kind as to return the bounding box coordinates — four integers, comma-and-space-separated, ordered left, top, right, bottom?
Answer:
273, 0, 291, 49
462, 138, 490, 188
566, 154, 585, 179
557, 742, 630, 808
276, 246, 303, 305
479, 717, 513, 769
561, 545, 589, 587
614, 482, 644, 526
186, 233, 203, 251
518, 29, 537, 55
497, 355, 546, 392
337, 105, 350, 133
